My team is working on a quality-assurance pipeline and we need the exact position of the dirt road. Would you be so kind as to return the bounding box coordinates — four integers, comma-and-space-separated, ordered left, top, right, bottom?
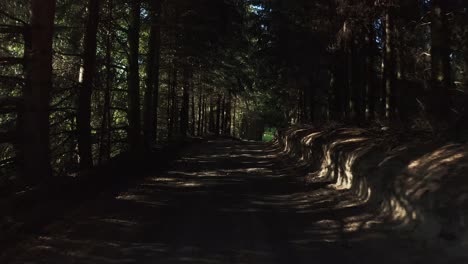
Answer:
3, 140, 460, 264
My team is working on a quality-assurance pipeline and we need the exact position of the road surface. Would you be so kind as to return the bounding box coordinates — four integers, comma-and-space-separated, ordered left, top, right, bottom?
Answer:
2, 139, 458, 263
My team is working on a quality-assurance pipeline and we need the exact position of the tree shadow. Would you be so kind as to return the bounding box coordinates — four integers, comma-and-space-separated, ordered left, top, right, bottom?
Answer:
3, 139, 465, 264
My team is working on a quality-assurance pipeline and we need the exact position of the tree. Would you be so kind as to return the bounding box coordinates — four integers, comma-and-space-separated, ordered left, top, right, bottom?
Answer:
429, 0, 452, 130
180, 66, 190, 136
22, 0, 56, 180
78, 0, 100, 169
128, 0, 142, 150
143, 0, 162, 148
383, 7, 397, 122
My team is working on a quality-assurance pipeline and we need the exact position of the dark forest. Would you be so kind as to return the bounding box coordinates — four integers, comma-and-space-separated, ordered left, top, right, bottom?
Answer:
0, 0, 468, 263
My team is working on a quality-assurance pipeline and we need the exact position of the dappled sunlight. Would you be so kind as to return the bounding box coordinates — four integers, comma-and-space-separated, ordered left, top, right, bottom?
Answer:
302, 132, 323, 146
317, 137, 375, 192
380, 197, 413, 223
401, 145, 468, 204
151, 177, 178, 182
6, 138, 467, 264
278, 126, 468, 257
116, 194, 148, 201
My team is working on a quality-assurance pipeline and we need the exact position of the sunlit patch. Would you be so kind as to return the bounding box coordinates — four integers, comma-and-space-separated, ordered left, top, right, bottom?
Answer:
39, 236, 53, 241
116, 194, 147, 201
408, 160, 421, 170
151, 177, 177, 182
344, 222, 361, 232
33, 245, 55, 251
221, 168, 268, 174
331, 154, 357, 190
408, 145, 467, 172
100, 218, 137, 227
201, 171, 223, 177
246, 167, 270, 173
302, 132, 323, 146
182, 182, 202, 187
386, 197, 411, 222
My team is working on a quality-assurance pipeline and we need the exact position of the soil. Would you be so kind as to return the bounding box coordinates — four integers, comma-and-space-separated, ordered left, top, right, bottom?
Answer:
1, 139, 465, 264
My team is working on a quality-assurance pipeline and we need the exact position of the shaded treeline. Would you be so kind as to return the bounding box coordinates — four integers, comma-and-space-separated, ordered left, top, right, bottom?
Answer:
0, 0, 467, 187
0, 0, 248, 185
250, 0, 468, 132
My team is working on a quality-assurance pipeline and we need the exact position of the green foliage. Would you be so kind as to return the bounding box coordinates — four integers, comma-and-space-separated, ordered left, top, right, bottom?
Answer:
262, 127, 276, 142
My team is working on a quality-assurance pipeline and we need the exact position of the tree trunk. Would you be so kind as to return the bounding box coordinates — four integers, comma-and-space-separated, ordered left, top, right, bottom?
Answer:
221, 96, 226, 134
215, 95, 221, 135
225, 94, 232, 135
232, 98, 237, 137
78, 0, 100, 169
383, 9, 397, 122
180, 66, 190, 137
202, 95, 207, 135
453, 14, 468, 135
343, 35, 352, 121
168, 69, 178, 140
209, 96, 215, 133
127, 0, 141, 151
301, 82, 308, 123
351, 42, 366, 124
331, 51, 345, 121
429, 0, 452, 130
367, 25, 377, 121
22, 0, 56, 180
190, 84, 196, 136
18, 25, 31, 177
197, 86, 203, 136
143, 0, 161, 149
99, 0, 113, 164
308, 76, 316, 123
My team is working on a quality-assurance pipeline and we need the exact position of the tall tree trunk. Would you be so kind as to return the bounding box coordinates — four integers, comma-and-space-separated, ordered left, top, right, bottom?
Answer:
232, 98, 237, 137
22, 0, 56, 180
225, 94, 232, 135
78, 0, 100, 169
168, 69, 177, 139
99, 0, 113, 164
190, 83, 196, 135
429, 0, 452, 129
215, 95, 221, 136
197, 86, 203, 136
18, 25, 32, 177
342, 26, 352, 121
202, 95, 207, 135
301, 84, 308, 123
453, 13, 468, 135
308, 76, 316, 123
143, 0, 161, 149
209, 96, 215, 133
351, 42, 366, 124
221, 96, 226, 134
383, 9, 397, 122
127, 0, 141, 151
331, 52, 345, 121
180, 66, 190, 137
465, 44, 468, 92
367, 25, 377, 122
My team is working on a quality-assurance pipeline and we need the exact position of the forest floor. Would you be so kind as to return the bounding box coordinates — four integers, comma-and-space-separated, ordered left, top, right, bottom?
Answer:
1, 139, 465, 264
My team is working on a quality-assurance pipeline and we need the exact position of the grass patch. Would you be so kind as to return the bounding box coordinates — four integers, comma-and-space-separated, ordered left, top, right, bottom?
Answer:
262, 127, 276, 142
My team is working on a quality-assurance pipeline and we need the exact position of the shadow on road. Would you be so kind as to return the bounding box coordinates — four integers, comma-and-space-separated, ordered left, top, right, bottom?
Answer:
3, 140, 458, 264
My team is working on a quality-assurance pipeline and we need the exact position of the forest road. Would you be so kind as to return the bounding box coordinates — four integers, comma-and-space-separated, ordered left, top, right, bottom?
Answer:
3, 139, 458, 264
